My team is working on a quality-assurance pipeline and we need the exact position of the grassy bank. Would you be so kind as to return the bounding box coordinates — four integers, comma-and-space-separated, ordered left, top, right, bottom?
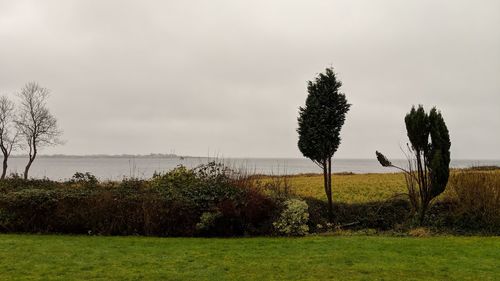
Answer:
0, 234, 498, 280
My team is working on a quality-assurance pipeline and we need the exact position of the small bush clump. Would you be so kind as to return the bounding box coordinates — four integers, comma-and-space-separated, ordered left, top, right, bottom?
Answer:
196, 211, 222, 233
67, 172, 99, 187
273, 198, 309, 236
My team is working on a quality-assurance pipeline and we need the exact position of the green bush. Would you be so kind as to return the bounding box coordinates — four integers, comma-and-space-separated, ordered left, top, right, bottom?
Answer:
67, 172, 99, 187
273, 198, 309, 236
196, 211, 222, 233
152, 163, 244, 210
149, 162, 278, 236
0, 177, 61, 193
151, 165, 198, 191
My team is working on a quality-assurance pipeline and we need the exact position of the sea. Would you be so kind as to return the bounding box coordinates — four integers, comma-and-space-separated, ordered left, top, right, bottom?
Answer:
5, 156, 500, 181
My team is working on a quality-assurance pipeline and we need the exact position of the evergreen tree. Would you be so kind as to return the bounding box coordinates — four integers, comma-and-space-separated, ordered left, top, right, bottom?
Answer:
297, 67, 351, 222
377, 105, 451, 224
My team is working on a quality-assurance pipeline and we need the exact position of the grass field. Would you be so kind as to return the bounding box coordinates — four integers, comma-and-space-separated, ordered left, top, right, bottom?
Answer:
283, 169, 500, 203
0, 234, 498, 280
286, 173, 407, 203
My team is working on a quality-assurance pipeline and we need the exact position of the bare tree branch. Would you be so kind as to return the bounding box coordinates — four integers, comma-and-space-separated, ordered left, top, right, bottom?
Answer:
15, 82, 63, 179
0, 96, 19, 179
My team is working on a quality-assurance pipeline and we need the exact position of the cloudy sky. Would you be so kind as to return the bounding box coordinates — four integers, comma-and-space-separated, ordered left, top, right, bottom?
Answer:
0, 0, 499, 159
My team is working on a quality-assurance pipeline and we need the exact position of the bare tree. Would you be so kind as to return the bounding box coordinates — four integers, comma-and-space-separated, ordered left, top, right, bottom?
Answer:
16, 82, 62, 180
0, 96, 19, 179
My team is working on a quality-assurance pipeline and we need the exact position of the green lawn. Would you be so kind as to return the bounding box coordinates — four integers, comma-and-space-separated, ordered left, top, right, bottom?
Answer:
0, 234, 498, 280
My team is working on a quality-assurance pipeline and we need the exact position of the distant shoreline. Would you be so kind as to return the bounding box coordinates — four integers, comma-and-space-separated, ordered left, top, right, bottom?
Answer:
8, 154, 500, 161
10, 154, 183, 159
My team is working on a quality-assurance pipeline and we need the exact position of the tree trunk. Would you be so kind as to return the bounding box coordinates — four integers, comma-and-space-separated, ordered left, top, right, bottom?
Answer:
327, 157, 333, 223
0, 144, 7, 180
24, 160, 31, 180
322, 160, 328, 197
24, 155, 36, 180
415, 151, 430, 226
419, 202, 428, 226
24, 141, 37, 180
322, 160, 333, 222
1, 156, 7, 180
415, 152, 425, 202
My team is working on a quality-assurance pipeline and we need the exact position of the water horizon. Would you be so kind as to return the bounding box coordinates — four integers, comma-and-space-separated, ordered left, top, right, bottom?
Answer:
5, 155, 500, 181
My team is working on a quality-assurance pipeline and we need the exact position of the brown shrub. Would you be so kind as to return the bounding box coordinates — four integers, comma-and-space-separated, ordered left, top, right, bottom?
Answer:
408, 227, 432, 237
447, 171, 500, 232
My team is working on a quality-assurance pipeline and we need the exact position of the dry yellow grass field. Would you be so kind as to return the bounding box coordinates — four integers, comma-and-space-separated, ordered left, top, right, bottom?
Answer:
279, 169, 500, 203
286, 173, 406, 203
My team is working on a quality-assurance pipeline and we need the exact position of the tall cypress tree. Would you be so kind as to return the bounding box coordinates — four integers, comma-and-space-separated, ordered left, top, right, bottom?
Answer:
297, 67, 351, 222
377, 105, 451, 224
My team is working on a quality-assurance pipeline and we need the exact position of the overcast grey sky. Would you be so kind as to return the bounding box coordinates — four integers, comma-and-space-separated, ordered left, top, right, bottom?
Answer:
0, 0, 499, 159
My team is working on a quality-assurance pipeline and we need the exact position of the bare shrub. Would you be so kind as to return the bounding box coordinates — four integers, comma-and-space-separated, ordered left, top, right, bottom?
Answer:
262, 175, 293, 199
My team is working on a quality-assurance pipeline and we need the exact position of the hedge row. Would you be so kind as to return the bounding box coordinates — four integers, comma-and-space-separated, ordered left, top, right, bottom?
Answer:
0, 165, 498, 236
0, 186, 278, 236
0, 164, 277, 236
0, 187, 414, 236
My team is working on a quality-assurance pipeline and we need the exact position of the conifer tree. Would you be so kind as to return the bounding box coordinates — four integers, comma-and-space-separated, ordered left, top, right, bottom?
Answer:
297, 67, 351, 222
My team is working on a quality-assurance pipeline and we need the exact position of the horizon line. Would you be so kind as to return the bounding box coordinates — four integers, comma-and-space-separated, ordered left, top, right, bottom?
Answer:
8, 154, 500, 161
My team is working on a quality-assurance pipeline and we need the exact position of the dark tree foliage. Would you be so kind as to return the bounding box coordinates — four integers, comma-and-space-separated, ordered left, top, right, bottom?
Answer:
377, 105, 451, 225
376, 151, 392, 167
297, 67, 351, 222
427, 108, 451, 198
